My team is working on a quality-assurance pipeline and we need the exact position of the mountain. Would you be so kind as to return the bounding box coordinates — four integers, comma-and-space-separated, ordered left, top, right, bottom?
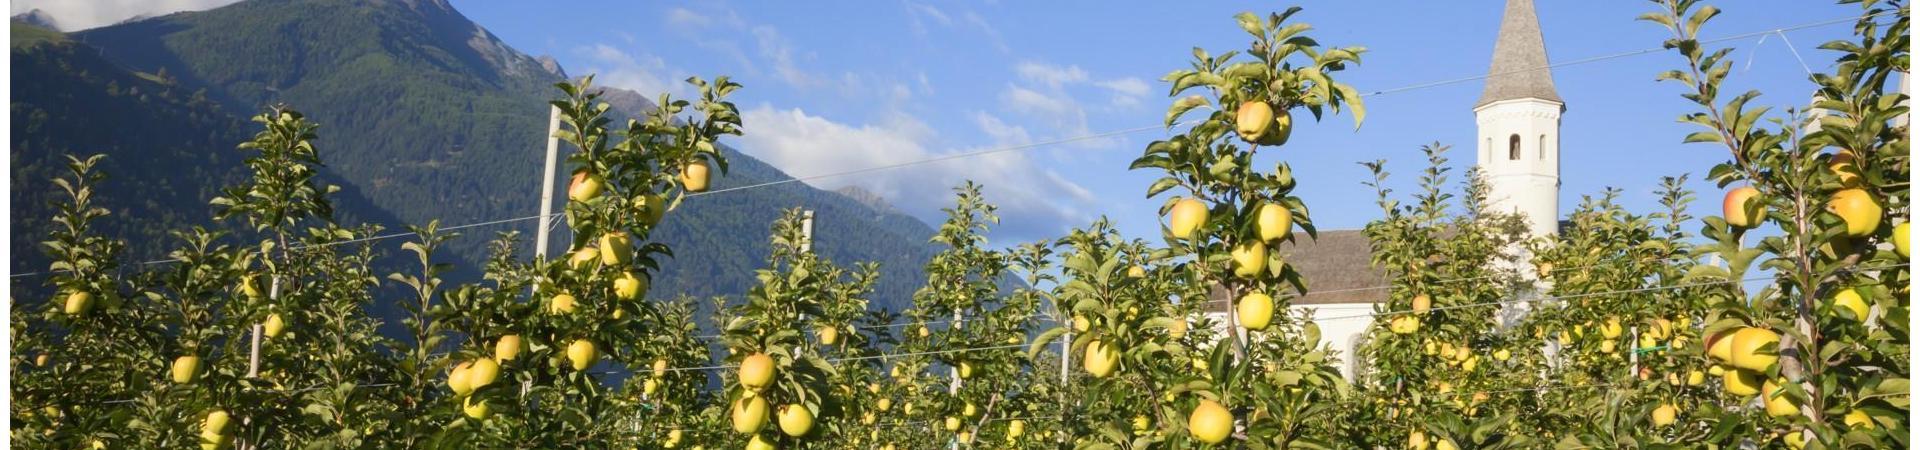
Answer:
11, 9, 60, 31
11, 0, 943, 316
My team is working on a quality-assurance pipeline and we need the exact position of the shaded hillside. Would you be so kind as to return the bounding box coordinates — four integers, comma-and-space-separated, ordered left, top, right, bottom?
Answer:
19, 0, 941, 312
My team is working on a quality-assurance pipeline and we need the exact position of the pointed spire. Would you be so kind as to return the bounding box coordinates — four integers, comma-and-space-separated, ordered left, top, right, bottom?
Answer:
1477, 0, 1561, 107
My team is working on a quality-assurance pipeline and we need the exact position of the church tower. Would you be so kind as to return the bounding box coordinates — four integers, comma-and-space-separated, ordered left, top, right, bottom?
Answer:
1475, 0, 1562, 238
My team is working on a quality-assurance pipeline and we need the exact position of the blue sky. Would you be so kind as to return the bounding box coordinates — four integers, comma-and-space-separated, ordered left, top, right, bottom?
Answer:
23, 0, 1875, 246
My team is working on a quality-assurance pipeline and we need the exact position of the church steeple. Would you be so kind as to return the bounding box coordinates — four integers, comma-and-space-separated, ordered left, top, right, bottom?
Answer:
1477, 0, 1561, 108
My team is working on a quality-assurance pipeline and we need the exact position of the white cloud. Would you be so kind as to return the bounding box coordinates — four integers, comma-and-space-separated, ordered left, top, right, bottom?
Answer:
1096, 77, 1151, 108
735, 105, 1095, 241
753, 26, 824, 89
971, 111, 1031, 146
664, 7, 712, 28
1014, 62, 1089, 88
574, 44, 688, 99
11, 0, 239, 30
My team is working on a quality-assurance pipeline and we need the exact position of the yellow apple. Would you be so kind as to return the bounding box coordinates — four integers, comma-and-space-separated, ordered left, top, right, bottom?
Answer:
1411, 294, 1432, 314
1235, 101, 1276, 143
1009, 419, 1026, 438
1724, 369, 1762, 396
1708, 364, 1727, 376
818, 326, 840, 346
963, 401, 978, 417
1762, 379, 1798, 417
1230, 241, 1268, 279
613, 271, 646, 301
944, 416, 961, 432
63, 291, 94, 316
1408, 431, 1430, 450
740, 353, 776, 390
1072, 315, 1091, 332
1829, 287, 1869, 321
1706, 330, 1736, 363
566, 339, 598, 371
1599, 340, 1617, 354
466, 358, 500, 389
599, 232, 633, 266
202, 409, 232, 435
745, 434, 775, 450
1723, 186, 1765, 228
1494, 349, 1511, 361
1728, 327, 1781, 371
1084, 340, 1120, 378
495, 335, 524, 361
1892, 221, 1909, 257
1652, 404, 1677, 426
568, 170, 604, 202
548, 293, 578, 314
1127, 265, 1147, 278
778, 404, 814, 436
172, 355, 202, 384
199, 431, 231, 450
1600, 318, 1624, 339
568, 247, 599, 271
732, 395, 769, 434
263, 313, 286, 338
1168, 198, 1208, 240
1255, 202, 1293, 242
1687, 370, 1706, 386
680, 160, 711, 192
651, 358, 669, 378
1844, 409, 1874, 429
665, 429, 684, 447
875, 397, 892, 411
636, 193, 668, 226
462, 397, 491, 420
643, 378, 659, 396
241, 275, 266, 300
1168, 317, 1189, 339
958, 361, 974, 379
1238, 291, 1275, 331
447, 361, 475, 396
1827, 188, 1883, 238
1132, 415, 1151, 435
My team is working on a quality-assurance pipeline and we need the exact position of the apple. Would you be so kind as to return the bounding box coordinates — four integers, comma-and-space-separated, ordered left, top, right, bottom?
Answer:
1168, 198, 1208, 240
566, 339, 598, 371
1408, 431, 1430, 450
1127, 265, 1147, 278
199, 431, 231, 450
1168, 317, 1189, 339
956, 431, 973, 444
35, 354, 48, 367
462, 397, 491, 420
241, 276, 266, 300
1705, 329, 1736, 363
1728, 327, 1781, 371
875, 397, 892, 412
1762, 379, 1798, 417
568, 170, 605, 202
665, 429, 684, 447
1083, 340, 1120, 378
203, 409, 232, 435
745, 434, 775, 450
63, 291, 94, 316
1236, 101, 1276, 143
1687, 370, 1705, 386
1188, 400, 1233, 444
548, 293, 578, 314
568, 247, 600, 271
740, 353, 776, 390
1131, 415, 1151, 435
1255, 202, 1293, 242
1390, 316, 1419, 334
958, 361, 974, 379
1724, 368, 1762, 396
448, 361, 474, 396
1829, 151, 1865, 188
1708, 364, 1727, 376
1827, 188, 1883, 238
731, 395, 769, 433
1411, 294, 1431, 314
1237, 292, 1274, 331
653, 358, 670, 378
1230, 241, 1268, 279
172, 355, 202, 384
1844, 409, 1874, 429
680, 160, 711, 192
778, 404, 814, 436
643, 378, 660, 396
944, 416, 961, 432
1784, 430, 1806, 449
1072, 316, 1091, 332
256, 313, 286, 339
963, 401, 978, 417
1830, 287, 1869, 321
1651, 404, 1677, 426
1723, 186, 1765, 228
818, 325, 839, 346
1894, 222, 1909, 257
495, 335, 524, 361
613, 271, 647, 301
1599, 340, 1617, 354
636, 193, 668, 226
599, 232, 633, 266
466, 358, 500, 389
1436, 438, 1459, 450
1600, 318, 1624, 339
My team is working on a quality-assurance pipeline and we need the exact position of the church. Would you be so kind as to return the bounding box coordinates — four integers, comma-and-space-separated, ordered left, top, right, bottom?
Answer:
1206, 0, 1565, 379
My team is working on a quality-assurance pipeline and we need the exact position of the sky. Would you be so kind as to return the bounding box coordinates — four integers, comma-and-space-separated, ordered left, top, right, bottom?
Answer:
16, 0, 1882, 248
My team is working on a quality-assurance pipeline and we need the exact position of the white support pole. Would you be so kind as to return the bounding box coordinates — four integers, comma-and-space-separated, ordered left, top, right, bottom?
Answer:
799, 210, 813, 359
534, 105, 563, 265
248, 277, 279, 379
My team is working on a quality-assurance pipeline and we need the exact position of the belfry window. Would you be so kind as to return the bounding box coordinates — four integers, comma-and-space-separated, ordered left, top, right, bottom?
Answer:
1508, 134, 1521, 160
1539, 135, 1548, 159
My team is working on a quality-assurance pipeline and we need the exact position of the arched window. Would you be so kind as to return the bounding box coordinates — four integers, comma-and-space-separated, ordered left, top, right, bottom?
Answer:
1538, 134, 1548, 159
1508, 134, 1522, 160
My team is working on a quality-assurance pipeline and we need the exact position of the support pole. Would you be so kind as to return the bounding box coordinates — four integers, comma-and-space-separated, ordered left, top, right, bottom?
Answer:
799, 210, 814, 359
534, 105, 563, 266
247, 277, 278, 379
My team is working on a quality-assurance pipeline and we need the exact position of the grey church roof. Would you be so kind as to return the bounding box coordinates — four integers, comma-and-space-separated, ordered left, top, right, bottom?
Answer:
1476, 0, 1562, 107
